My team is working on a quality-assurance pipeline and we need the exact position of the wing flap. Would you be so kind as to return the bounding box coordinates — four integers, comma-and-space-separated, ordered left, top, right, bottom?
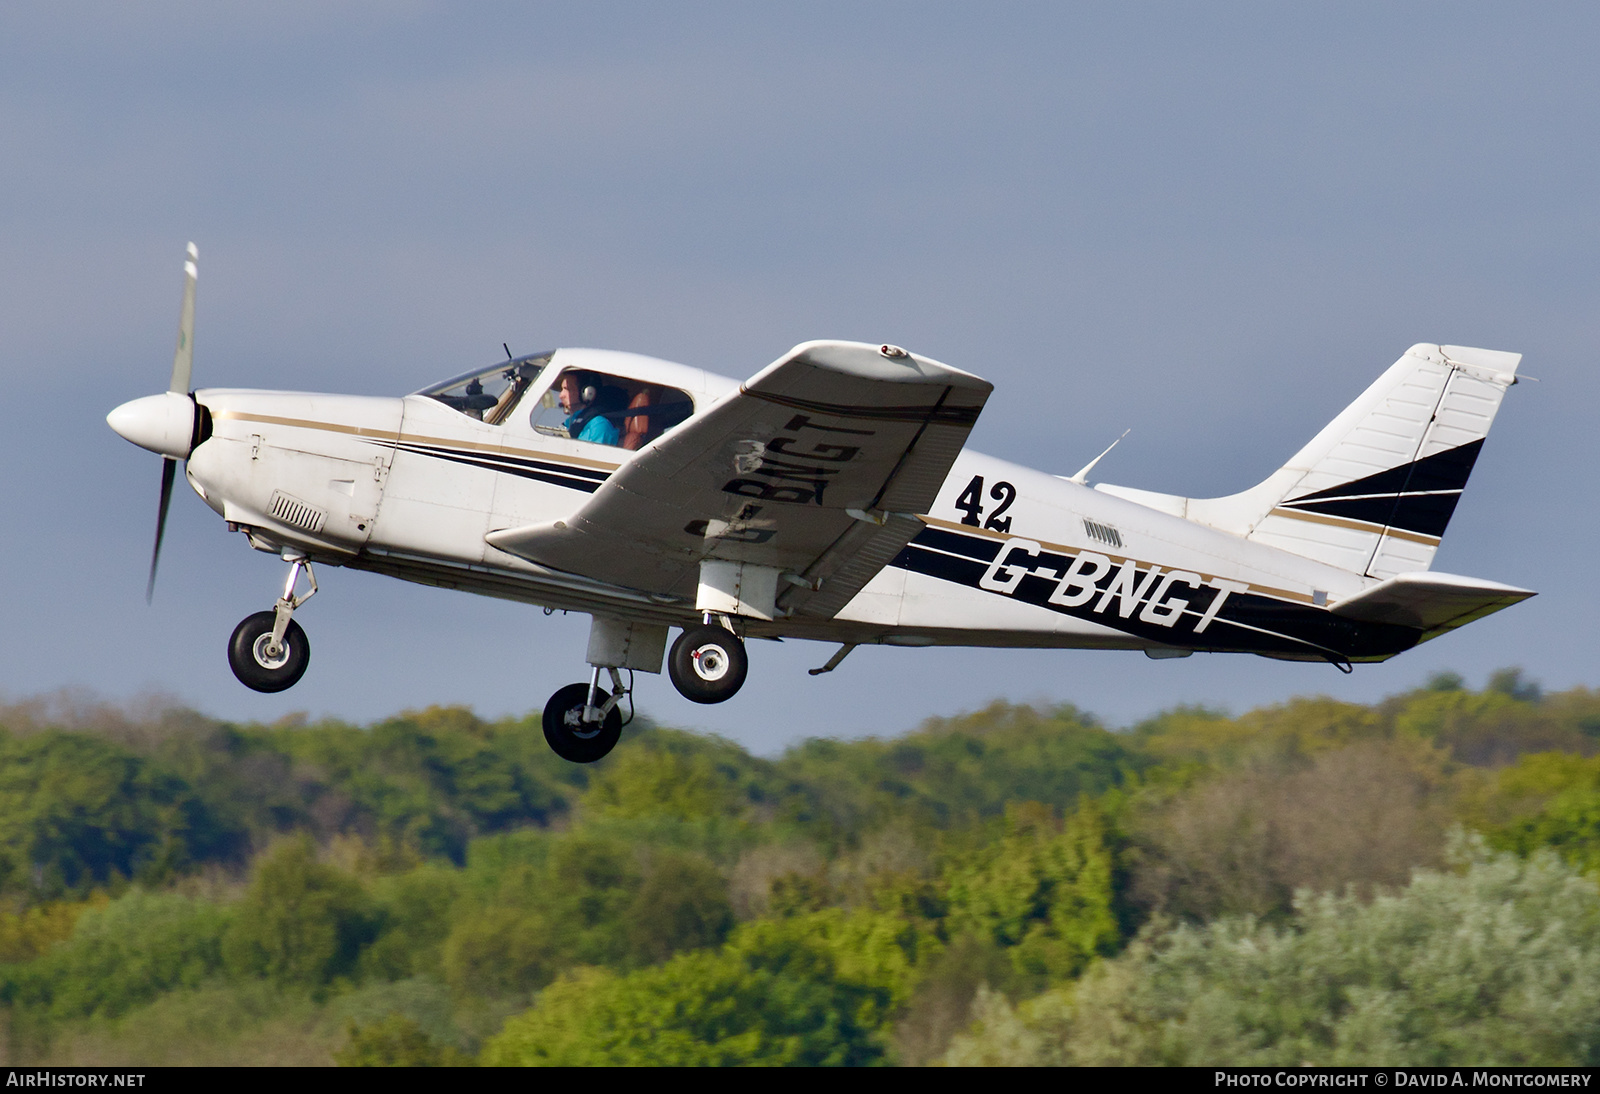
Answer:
487, 341, 990, 614
1330, 571, 1534, 637
778, 511, 926, 618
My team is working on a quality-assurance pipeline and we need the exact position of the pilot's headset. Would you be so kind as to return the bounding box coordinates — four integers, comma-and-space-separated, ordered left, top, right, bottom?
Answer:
573, 372, 600, 405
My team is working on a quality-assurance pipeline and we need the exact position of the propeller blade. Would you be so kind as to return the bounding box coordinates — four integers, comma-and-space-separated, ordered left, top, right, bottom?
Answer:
149, 242, 197, 603
147, 457, 177, 604
168, 242, 197, 394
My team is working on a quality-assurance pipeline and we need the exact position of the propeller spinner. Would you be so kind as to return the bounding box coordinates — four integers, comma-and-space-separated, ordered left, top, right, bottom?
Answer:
106, 242, 201, 602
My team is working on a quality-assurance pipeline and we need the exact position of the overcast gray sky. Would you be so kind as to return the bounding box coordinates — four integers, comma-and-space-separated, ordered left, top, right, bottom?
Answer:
2, 2, 1593, 753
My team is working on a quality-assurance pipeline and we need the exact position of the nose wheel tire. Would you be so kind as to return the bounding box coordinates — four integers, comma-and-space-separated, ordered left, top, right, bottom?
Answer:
542, 683, 623, 763
668, 624, 748, 704
227, 611, 310, 693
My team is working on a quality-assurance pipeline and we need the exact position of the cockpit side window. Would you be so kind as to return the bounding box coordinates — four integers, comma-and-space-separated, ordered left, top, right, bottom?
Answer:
420, 354, 552, 425
530, 369, 694, 448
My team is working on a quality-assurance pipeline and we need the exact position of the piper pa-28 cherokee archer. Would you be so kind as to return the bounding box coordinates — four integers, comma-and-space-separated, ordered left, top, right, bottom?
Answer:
108, 244, 1534, 763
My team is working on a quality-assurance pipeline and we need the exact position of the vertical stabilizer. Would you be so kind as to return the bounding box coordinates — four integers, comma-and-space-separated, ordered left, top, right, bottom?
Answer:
1097, 344, 1521, 577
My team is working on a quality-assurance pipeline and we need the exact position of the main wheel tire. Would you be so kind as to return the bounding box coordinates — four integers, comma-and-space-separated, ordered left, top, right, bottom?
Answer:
542, 683, 623, 763
668, 623, 749, 704
227, 611, 311, 693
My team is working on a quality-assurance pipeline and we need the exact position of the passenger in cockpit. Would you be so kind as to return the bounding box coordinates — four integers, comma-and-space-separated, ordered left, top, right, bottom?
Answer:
557, 372, 621, 446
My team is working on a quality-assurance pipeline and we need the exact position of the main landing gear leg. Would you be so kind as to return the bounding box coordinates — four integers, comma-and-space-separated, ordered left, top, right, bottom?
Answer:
228, 550, 316, 693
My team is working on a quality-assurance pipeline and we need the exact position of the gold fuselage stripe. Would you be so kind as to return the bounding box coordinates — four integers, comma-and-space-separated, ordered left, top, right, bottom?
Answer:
213, 410, 622, 472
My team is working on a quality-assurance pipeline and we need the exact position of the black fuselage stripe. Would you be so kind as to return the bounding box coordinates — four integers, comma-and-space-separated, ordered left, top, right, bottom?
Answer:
393, 441, 610, 479
391, 438, 610, 477
891, 543, 1334, 656
891, 528, 1419, 659
912, 524, 1001, 561
394, 444, 608, 493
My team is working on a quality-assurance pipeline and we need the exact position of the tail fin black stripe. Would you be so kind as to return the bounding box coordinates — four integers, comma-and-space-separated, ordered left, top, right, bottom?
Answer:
1288, 439, 1484, 505
1282, 491, 1463, 538
1280, 439, 1484, 538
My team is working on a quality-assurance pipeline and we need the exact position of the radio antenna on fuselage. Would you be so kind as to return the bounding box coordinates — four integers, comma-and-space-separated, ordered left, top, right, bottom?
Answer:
1068, 428, 1130, 485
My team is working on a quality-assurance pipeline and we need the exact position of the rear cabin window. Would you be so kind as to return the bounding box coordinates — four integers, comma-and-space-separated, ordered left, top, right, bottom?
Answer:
530, 369, 694, 450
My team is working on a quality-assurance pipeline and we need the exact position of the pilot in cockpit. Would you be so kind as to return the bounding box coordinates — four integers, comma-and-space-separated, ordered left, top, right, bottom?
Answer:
557, 372, 621, 446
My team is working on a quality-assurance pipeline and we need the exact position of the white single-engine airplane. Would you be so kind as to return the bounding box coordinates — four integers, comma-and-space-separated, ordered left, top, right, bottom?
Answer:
108, 245, 1534, 762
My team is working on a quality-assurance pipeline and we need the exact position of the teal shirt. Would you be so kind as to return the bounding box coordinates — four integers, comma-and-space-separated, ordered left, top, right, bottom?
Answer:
567, 411, 620, 446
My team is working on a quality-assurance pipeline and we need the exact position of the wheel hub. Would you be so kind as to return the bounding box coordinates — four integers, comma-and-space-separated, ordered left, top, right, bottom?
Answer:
251, 634, 291, 670
561, 706, 603, 738
692, 645, 729, 681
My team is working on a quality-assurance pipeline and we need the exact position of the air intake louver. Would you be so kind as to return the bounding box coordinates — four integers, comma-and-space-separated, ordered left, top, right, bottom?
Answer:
1083, 518, 1123, 549
269, 491, 327, 534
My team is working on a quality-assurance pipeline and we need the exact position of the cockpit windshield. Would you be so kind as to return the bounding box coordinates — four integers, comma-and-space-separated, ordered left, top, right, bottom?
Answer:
418, 353, 553, 425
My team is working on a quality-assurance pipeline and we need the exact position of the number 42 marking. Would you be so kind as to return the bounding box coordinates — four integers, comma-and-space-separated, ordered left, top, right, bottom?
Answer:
954, 475, 1017, 533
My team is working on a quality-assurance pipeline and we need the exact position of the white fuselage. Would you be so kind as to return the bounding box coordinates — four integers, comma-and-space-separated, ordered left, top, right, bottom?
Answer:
182, 347, 1394, 664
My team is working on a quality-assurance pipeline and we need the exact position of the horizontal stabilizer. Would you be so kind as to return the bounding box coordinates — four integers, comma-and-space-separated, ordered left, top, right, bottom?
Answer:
1330, 571, 1534, 639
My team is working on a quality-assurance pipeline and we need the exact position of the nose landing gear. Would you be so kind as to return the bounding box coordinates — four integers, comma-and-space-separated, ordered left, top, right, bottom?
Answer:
228, 552, 316, 693
541, 668, 629, 763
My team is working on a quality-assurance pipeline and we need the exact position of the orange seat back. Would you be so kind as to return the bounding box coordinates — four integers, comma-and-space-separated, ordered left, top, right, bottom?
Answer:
621, 388, 652, 450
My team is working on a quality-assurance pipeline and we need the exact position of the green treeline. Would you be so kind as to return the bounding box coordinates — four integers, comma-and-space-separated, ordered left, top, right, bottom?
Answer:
0, 669, 1596, 1065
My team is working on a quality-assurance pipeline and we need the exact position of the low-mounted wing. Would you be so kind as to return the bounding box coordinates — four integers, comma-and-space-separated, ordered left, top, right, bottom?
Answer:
487, 341, 992, 617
